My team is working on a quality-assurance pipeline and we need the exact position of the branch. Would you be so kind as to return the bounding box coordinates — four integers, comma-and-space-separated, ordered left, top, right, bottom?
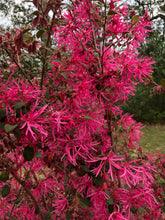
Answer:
151, 13, 165, 21
4, 48, 33, 85
92, 30, 102, 71
3, 160, 46, 220
101, 0, 107, 75
40, 11, 56, 90
105, 109, 116, 153
87, 6, 102, 71
8, 164, 33, 219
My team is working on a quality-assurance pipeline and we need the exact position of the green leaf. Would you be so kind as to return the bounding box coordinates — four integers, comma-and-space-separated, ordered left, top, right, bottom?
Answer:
36, 29, 45, 38
89, 212, 95, 217
93, 51, 100, 57
132, 15, 140, 24
147, 75, 154, 82
61, 52, 71, 57
15, 102, 26, 117
52, 19, 59, 25
31, 127, 39, 134
35, 152, 43, 158
53, 59, 63, 63
82, 165, 90, 173
2, 184, 10, 197
15, 197, 21, 204
23, 146, 34, 161
4, 124, 18, 133
131, 205, 137, 214
60, 19, 68, 25
78, 165, 90, 177
79, 202, 87, 209
0, 171, 8, 182
104, 190, 114, 205
138, 207, 145, 215
122, 31, 128, 36
129, 153, 138, 159
78, 195, 92, 207
108, 10, 118, 15
160, 78, 165, 88
0, 123, 4, 129
161, 205, 165, 212
0, 108, 7, 120
105, 42, 111, 47
37, 143, 42, 149
84, 115, 93, 120
23, 34, 33, 44
61, 72, 67, 80
32, 10, 39, 16
22, 28, 31, 34
93, 175, 103, 187
98, 37, 105, 42
13, 128, 22, 139
15, 102, 26, 110
9, 217, 16, 220
66, 209, 74, 220
44, 212, 52, 219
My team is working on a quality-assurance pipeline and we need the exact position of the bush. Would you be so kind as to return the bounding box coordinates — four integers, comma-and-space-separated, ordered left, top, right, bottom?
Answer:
0, 0, 164, 219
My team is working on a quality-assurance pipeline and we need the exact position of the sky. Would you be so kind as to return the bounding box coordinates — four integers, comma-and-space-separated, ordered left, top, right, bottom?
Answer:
0, 0, 163, 28
0, 0, 33, 27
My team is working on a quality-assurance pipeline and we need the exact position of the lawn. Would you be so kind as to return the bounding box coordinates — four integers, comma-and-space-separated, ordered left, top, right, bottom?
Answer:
139, 124, 165, 154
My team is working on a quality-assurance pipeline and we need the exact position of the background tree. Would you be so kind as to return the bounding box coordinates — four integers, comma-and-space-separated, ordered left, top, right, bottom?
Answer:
0, 0, 55, 80
0, 0, 34, 28
122, 0, 165, 123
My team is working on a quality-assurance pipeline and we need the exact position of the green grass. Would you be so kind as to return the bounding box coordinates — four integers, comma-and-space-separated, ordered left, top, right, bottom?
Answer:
139, 124, 165, 154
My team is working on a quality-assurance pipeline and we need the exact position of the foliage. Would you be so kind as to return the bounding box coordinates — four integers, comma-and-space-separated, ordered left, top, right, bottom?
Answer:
0, 0, 164, 219
122, 0, 165, 123
127, 0, 164, 17
122, 83, 165, 123
0, 0, 34, 28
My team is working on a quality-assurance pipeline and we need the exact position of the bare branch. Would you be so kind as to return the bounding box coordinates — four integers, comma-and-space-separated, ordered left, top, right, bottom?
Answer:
151, 13, 165, 21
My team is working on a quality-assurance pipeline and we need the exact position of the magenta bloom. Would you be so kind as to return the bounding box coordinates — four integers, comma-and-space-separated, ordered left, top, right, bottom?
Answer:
20, 101, 48, 140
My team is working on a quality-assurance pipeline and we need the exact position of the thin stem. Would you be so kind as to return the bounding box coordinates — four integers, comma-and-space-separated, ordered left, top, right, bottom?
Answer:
63, 157, 68, 195
8, 186, 23, 218
101, 0, 107, 75
3, 160, 46, 220
40, 11, 56, 90
92, 30, 102, 70
4, 48, 32, 85
8, 164, 33, 219
87, 4, 102, 70
100, 1, 116, 152
105, 109, 116, 153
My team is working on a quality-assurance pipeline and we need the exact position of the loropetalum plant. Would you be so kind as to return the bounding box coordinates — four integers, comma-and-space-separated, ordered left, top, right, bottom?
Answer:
0, 0, 165, 219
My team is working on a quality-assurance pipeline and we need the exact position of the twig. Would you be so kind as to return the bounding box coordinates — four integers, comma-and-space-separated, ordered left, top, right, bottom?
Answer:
92, 30, 102, 70
4, 48, 33, 85
64, 157, 67, 194
105, 109, 116, 153
101, 0, 107, 75
8, 164, 33, 219
2, 160, 46, 220
40, 11, 56, 90
87, 7, 102, 70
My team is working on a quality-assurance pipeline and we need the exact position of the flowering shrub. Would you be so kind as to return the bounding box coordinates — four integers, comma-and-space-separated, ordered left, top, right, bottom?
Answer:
0, 0, 164, 219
